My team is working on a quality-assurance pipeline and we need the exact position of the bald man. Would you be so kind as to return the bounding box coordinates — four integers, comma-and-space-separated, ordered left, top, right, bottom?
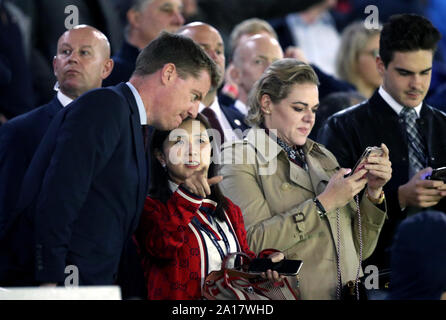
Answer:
178, 22, 247, 143
0, 25, 113, 234
230, 34, 284, 116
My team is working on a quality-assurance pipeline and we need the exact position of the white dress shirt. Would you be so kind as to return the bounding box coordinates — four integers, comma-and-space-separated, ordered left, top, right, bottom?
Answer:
378, 86, 422, 117
199, 98, 239, 142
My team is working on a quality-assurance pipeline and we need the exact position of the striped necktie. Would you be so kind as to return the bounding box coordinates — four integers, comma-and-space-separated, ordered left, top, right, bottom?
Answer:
400, 107, 426, 177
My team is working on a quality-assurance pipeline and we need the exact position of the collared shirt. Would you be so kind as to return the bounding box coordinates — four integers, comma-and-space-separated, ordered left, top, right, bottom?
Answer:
234, 99, 248, 116
199, 99, 239, 142
378, 86, 422, 117
56, 90, 73, 107
53, 81, 73, 107
126, 81, 147, 125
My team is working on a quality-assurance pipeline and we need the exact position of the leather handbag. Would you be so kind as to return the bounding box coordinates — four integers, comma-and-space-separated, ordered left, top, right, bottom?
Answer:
202, 252, 300, 300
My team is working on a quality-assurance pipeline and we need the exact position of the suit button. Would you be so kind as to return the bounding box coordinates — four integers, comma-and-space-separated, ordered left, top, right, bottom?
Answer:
281, 182, 291, 191
402, 157, 407, 161
431, 157, 436, 161
398, 118, 404, 124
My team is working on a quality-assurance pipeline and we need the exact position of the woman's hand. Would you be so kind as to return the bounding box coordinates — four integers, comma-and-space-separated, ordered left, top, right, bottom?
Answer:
317, 168, 368, 212
183, 167, 223, 197
260, 252, 285, 282
364, 143, 392, 198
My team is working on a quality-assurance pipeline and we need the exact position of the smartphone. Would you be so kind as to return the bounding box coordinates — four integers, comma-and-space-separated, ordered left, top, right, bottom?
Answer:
426, 167, 446, 183
248, 259, 303, 276
347, 146, 384, 177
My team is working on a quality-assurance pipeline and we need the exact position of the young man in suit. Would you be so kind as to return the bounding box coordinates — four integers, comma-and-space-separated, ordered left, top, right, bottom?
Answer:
0, 31, 219, 287
104, 0, 185, 86
0, 25, 114, 236
318, 14, 446, 272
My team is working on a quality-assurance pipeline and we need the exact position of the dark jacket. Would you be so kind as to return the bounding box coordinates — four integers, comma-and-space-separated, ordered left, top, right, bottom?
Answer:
0, 96, 63, 235
103, 40, 139, 87
318, 90, 446, 269
0, 83, 149, 286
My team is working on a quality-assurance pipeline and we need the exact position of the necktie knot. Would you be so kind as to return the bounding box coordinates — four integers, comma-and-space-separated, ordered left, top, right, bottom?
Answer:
400, 107, 417, 121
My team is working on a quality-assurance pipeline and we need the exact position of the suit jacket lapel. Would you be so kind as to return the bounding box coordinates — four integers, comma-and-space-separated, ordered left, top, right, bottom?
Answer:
119, 84, 148, 211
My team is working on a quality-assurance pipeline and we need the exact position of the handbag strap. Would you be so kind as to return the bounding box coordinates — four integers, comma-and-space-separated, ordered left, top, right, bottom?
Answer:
335, 194, 362, 300
222, 252, 252, 271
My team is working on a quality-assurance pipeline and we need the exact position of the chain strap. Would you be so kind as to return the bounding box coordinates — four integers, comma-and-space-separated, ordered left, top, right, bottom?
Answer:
354, 194, 362, 300
335, 194, 362, 300
335, 207, 342, 300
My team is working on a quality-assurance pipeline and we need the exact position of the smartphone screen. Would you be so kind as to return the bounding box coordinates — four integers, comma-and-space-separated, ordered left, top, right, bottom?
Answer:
248, 259, 303, 276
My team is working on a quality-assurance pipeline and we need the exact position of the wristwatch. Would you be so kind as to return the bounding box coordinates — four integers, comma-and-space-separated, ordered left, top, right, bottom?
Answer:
366, 189, 385, 205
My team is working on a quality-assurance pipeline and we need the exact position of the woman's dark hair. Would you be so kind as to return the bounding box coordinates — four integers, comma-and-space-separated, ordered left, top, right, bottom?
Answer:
148, 113, 229, 221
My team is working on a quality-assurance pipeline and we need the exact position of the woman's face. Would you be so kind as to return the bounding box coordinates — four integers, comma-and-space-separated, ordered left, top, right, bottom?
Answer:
263, 83, 319, 146
356, 34, 382, 88
157, 119, 211, 185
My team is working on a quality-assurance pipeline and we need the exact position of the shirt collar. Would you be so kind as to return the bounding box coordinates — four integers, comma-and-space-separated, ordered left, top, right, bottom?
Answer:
234, 99, 248, 116
56, 90, 74, 107
199, 97, 221, 115
126, 81, 147, 125
378, 86, 422, 117
168, 180, 179, 193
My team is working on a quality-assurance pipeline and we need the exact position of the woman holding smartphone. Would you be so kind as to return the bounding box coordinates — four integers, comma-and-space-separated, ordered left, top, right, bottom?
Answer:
219, 59, 392, 299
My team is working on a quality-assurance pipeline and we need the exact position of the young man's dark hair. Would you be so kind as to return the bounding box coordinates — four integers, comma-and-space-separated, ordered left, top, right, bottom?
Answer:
133, 31, 221, 89
379, 14, 441, 67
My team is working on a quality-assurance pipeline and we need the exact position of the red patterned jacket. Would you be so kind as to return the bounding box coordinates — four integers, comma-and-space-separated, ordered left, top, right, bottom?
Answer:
134, 185, 274, 300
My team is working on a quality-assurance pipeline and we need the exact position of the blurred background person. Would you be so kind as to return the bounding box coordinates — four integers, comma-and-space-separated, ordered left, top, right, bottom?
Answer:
310, 90, 366, 141
229, 34, 284, 119
220, 18, 279, 104
387, 210, 446, 300
0, 0, 35, 123
178, 22, 246, 143
270, 0, 340, 75
104, 0, 185, 86
336, 21, 382, 99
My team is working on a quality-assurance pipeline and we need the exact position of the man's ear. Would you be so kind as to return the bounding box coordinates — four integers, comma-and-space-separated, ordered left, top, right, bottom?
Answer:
260, 94, 272, 114
160, 63, 177, 85
126, 9, 140, 29
376, 56, 386, 77
52, 56, 58, 76
101, 59, 114, 79
228, 63, 240, 85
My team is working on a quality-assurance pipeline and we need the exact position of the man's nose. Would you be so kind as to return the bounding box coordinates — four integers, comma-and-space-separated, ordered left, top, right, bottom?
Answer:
173, 11, 185, 26
188, 102, 199, 118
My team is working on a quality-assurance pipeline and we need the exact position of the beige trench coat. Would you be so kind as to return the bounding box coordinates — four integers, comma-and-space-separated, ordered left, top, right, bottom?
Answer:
219, 128, 386, 300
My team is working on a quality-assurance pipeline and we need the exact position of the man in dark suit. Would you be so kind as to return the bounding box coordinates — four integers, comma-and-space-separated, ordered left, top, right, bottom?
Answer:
178, 22, 247, 145
103, 0, 185, 86
14, 0, 124, 105
0, 31, 219, 287
318, 14, 446, 272
0, 25, 114, 237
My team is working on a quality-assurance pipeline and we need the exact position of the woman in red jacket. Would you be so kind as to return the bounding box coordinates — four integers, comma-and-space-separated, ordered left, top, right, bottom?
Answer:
135, 114, 283, 300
